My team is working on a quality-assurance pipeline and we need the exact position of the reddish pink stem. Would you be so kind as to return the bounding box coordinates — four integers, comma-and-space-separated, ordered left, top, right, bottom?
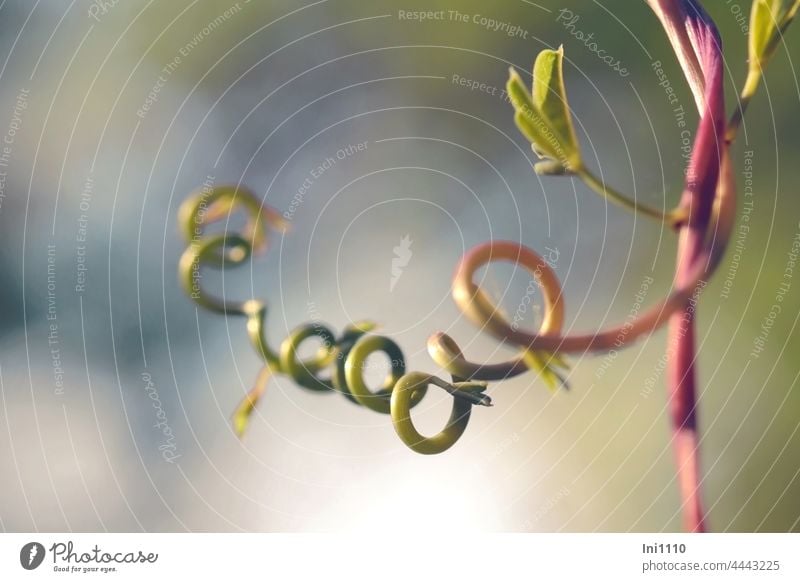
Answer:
648, 0, 726, 532
669, 240, 706, 532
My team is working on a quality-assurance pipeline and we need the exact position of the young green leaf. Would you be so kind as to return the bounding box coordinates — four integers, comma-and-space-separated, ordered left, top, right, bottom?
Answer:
750, 0, 800, 69
507, 69, 562, 161
507, 47, 582, 172
750, 0, 777, 64
532, 46, 580, 162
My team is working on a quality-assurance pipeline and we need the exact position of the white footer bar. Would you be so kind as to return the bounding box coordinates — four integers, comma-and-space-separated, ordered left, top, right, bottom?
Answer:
1, 533, 797, 581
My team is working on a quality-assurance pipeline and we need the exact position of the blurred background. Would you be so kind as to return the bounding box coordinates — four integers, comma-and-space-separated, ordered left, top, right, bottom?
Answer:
0, 0, 798, 532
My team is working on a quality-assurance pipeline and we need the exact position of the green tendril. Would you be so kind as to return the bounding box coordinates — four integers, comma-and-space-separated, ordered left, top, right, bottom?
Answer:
343, 334, 414, 414
391, 373, 488, 455
178, 185, 506, 452
179, 183, 567, 452
178, 0, 800, 480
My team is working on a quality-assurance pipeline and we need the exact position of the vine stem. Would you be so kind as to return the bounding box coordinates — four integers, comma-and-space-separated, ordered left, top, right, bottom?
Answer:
669, 227, 708, 533
576, 166, 686, 226
726, 67, 761, 144
669, 108, 724, 534
647, 0, 728, 533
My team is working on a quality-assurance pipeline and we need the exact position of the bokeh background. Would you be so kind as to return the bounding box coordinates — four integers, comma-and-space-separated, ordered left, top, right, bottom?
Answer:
0, 0, 798, 532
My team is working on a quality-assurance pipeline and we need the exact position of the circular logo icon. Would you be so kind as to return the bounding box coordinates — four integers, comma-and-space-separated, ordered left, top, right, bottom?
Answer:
20, 542, 45, 570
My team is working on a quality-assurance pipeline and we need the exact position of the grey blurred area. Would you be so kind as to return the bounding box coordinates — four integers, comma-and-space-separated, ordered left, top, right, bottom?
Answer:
0, 0, 798, 532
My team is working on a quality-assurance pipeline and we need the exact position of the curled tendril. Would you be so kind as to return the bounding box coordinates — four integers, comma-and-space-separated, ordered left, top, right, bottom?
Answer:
178, 184, 498, 454
427, 242, 570, 390
441, 186, 733, 358
174, 2, 794, 537
178, 138, 733, 455
177, 20, 737, 456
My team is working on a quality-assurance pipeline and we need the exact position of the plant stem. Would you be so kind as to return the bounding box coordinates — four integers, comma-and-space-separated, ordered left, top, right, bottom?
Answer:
669, 226, 707, 532
665, 106, 730, 533
577, 167, 686, 226
726, 67, 762, 144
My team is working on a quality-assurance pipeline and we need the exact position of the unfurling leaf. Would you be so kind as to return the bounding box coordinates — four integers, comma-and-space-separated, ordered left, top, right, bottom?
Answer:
507, 47, 582, 172
508, 72, 561, 159
532, 46, 580, 158
750, 0, 800, 68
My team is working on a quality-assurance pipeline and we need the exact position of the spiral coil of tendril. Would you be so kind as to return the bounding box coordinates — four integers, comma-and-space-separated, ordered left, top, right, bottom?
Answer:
178, 185, 510, 455
178, 144, 732, 454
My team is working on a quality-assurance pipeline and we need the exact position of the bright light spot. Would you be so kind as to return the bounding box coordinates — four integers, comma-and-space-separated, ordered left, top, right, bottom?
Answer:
311, 462, 501, 532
